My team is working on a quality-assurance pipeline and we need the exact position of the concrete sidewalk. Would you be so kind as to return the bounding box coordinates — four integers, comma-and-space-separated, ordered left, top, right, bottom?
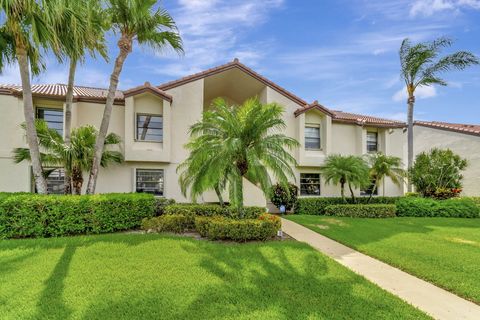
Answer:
281, 218, 480, 320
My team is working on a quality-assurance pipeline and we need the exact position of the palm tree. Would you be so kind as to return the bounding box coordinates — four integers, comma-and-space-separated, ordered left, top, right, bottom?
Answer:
321, 155, 370, 203
13, 120, 123, 195
48, 0, 108, 193
86, 0, 183, 194
0, 0, 63, 193
177, 97, 300, 209
399, 37, 479, 191
366, 153, 404, 199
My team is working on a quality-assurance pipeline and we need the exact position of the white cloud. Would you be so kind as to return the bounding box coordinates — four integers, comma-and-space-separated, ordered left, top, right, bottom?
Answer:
410, 0, 480, 17
155, 0, 283, 78
392, 85, 437, 102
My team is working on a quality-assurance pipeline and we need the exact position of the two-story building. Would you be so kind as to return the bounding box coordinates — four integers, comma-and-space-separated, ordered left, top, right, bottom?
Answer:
0, 59, 407, 206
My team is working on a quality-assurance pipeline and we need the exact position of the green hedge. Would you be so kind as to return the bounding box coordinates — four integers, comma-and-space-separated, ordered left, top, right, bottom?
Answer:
324, 204, 396, 218
0, 193, 156, 238
396, 197, 480, 218
295, 197, 401, 215
195, 214, 281, 241
164, 204, 265, 220
141, 214, 190, 233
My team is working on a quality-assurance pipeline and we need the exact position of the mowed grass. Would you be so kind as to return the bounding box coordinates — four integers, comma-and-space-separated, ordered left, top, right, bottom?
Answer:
0, 233, 429, 320
286, 215, 480, 304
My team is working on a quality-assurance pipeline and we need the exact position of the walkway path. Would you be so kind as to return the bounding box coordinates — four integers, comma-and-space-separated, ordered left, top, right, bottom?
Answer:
281, 218, 480, 320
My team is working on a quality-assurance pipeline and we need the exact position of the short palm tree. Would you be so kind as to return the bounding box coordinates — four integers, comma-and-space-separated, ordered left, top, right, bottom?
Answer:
0, 0, 63, 193
366, 153, 404, 199
399, 37, 478, 191
321, 155, 370, 203
13, 121, 123, 195
177, 97, 300, 209
86, 0, 183, 194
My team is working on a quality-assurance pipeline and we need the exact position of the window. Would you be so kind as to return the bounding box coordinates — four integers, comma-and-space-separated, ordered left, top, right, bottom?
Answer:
361, 180, 378, 196
136, 169, 164, 196
305, 125, 321, 150
33, 168, 65, 194
300, 173, 321, 196
36, 107, 63, 135
366, 132, 378, 153
136, 114, 163, 142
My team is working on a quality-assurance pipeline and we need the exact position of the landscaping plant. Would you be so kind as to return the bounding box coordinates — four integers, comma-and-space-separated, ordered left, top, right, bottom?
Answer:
366, 153, 404, 199
269, 183, 298, 212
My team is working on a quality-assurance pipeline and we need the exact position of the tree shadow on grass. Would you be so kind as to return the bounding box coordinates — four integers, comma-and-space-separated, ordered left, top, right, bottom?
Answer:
80, 241, 427, 320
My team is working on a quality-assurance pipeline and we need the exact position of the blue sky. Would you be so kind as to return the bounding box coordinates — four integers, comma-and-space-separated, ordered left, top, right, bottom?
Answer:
1, 0, 479, 123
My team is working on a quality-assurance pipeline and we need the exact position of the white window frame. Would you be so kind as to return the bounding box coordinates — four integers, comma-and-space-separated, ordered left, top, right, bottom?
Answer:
366, 131, 378, 153
135, 168, 165, 196
305, 124, 321, 150
36, 106, 64, 136
135, 113, 163, 143
299, 173, 321, 196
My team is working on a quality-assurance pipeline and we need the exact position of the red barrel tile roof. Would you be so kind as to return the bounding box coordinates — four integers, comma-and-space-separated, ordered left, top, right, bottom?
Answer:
415, 121, 480, 136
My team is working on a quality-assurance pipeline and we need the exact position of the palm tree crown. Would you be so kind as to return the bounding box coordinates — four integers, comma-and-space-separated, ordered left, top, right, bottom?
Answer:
399, 37, 478, 191
178, 97, 300, 208
321, 154, 370, 202
13, 120, 123, 194
366, 153, 404, 198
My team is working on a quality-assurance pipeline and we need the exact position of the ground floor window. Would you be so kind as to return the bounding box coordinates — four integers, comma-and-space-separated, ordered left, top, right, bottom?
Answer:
300, 173, 321, 196
33, 168, 65, 194
136, 169, 164, 196
361, 180, 378, 196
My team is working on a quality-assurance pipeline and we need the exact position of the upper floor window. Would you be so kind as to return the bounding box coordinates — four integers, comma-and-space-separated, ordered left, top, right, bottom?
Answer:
136, 169, 164, 196
300, 173, 321, 196
366, 132, 378, 153
36, 107, 63, 135
136, 114, 163, 142
305, 125, 321, 150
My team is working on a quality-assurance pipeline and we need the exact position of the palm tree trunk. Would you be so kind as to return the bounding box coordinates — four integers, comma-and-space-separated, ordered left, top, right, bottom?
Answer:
348, 182, 356, 203
16, 47, 48, 194
214, 183, 224, 206
63, 59, 77, 195
340, 181, 346, 203
72, 166, 83, 195
367, 182, 377, 203
86, 36, 132, 194
407, 91, 415, 192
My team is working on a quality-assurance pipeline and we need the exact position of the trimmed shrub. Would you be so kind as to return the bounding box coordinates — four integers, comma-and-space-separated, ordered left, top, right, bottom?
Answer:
270, 183, 298, 211
194, 213, 281, 242
164, 204, 265, 220
295, 197, 400, 215
0, 193, 157, 239
396, 197, 479, 218
141, 214, 189, 233
324, 204, 396, 218
154, 197, 176, 216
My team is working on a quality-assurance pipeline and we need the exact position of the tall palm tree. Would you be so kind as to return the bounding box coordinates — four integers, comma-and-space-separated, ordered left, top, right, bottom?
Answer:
0, 0, 62, 193
13, 121, 123, 195
177, 97, 300, 209
48, 0, 108, 193
321, 154, 370, 203
366, 153, 404, 199
399, 37, 478, 191
86, 0, 183, 194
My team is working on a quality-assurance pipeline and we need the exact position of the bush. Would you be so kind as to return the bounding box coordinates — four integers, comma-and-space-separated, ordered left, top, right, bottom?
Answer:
141, 214, 190, 233
164, 204, 265, 220
194, 213, 281, 242
396, 197, 479, 218
325, 204, 396, 218
269, 183, 298, 211
0, 193, 156, 239
154, 197, 176, 216
431, 188, 462, 200
295, 197, 400, 215
410, 149, 467, 198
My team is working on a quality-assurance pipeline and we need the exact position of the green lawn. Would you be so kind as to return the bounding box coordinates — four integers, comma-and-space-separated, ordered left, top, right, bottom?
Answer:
0, 233, 429, 319
286, 215, 480, 304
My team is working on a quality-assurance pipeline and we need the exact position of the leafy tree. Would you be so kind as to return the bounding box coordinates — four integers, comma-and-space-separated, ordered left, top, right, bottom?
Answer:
0, 0, 64, 193
86, 0, 183, 194
48, 0, 108, 193
177, 97, 300, 209
366, 153, 404, 199
321, 155, 370, 203
399, 37, 478, 191
270, 183, 298, 212
409, 148, 467, 198
13, 120, 123, 194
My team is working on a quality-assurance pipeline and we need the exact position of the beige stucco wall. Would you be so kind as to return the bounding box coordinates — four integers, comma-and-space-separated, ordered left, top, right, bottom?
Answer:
414, 125, 480, 196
